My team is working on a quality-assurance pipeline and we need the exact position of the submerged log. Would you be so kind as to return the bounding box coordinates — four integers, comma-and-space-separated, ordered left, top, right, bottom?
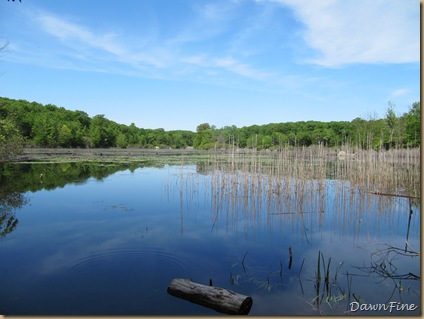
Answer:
167, 278, 253, 315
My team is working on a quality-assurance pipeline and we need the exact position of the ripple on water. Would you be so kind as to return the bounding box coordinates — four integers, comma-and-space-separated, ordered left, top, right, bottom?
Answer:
66, 248, 187, 302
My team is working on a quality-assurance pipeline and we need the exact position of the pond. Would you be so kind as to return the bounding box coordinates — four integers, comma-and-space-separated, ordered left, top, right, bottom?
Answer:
0, 159, 420, 315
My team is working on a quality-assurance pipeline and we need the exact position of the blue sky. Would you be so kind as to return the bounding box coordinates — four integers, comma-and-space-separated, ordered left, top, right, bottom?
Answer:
0, 0, 420, 131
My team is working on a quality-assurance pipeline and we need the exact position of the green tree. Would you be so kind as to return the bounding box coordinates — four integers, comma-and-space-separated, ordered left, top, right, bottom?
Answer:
403, 102, 420, 147
58, 124, 73, 147
262, 135, 273, 149
0, 119, 24, 161
194, 123, 213, 149
116, 133, 128, 148
31, 113, 64, 147
127, 123, 140, 146
89, 114, 115, 147
385, 101, 403, 148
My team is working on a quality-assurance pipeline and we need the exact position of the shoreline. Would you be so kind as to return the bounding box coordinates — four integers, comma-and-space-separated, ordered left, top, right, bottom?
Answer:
12, 147, 212, 163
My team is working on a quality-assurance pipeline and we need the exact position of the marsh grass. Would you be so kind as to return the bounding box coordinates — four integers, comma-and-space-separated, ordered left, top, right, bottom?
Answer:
19, 147, 421, 200
306, 250, 370, 313
227, 248, 299, 293
165, 146, 420, 313
171, 146, 419, 236
206, 146, 420, 199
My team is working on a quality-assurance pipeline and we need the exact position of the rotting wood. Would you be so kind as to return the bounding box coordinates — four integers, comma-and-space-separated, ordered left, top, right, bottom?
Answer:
167, 278, 253, 315
270, 210, 324, 215
368, 191, 420, 199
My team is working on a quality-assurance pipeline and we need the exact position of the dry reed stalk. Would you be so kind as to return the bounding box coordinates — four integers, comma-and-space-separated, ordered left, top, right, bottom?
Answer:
171, 146, 419, 236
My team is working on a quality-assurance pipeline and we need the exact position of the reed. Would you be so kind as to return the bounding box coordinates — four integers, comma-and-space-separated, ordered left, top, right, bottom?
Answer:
170, 146, 419, 237
167, 146, 419, 310
207, 146, 419, 199
309, 250, 353, 312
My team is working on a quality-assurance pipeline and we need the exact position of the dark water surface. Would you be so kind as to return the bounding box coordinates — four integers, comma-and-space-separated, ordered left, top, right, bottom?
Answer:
0, 162, 420, 315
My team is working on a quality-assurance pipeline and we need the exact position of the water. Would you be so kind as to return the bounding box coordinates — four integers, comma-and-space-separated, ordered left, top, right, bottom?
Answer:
0, 162, 420, 315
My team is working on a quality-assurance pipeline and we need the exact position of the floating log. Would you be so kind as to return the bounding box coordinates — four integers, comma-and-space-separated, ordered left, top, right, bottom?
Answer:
167, 278, 253, 315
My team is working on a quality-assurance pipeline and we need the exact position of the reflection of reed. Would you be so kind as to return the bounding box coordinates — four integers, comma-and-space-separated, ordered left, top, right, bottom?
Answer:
169, 147, 419, 237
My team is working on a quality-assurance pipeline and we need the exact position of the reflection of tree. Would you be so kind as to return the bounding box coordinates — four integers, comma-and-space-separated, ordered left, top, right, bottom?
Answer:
0, 161, 148, 237
0, 191, 27, 237
0, 162, 148, 193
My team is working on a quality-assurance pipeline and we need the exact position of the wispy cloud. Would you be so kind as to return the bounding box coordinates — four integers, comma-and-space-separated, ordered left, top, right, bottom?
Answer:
13, 3, 266, 84
213, 57, 271, 80
36, 13, 171, 70
261, 0, 419, 67
16, 4, 274, 86
37, 14, 126, 56
11, 0, 416, 95
167, 2, 237, 45
390, 88, 410, 97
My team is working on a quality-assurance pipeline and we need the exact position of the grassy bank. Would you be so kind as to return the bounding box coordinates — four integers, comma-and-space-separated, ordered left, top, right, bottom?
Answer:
15, 147, 210, 164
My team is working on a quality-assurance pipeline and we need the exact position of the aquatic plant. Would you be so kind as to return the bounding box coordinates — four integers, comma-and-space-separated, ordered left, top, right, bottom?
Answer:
167, 147, 420, 314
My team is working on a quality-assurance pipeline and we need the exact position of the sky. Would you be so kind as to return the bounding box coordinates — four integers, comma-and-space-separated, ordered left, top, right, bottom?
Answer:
0, 0, 420, 132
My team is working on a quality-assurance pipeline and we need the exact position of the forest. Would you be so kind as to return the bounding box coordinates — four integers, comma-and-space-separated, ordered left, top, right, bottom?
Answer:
0, 96, 420, 160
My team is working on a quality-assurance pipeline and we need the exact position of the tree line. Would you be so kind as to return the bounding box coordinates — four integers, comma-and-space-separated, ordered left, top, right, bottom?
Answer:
195, 101, 420, 151
0, 97, 195, 155
0, 97, 420, 159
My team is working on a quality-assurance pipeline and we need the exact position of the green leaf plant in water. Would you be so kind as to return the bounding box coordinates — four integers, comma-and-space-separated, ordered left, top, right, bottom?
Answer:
308, 251, 351, 314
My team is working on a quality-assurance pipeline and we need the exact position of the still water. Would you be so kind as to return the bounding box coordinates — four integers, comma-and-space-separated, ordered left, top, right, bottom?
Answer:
0, 162, 420, 315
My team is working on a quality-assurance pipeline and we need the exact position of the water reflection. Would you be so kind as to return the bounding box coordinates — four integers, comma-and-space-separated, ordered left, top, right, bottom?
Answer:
167, 161, 420, 315
0, 162, 153, 237
0, 192, 26, 237
0, 160, 420, 315
172, 162, 418, 243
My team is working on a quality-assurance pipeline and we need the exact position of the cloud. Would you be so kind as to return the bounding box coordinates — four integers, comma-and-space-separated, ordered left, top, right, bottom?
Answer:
167, 2, 236, 45
213, 57, 271, 80
29, 7, 272, 83
263, 0, 419, 67
5, 3, 306, 91
37, 14, 125, 56
31, 11, 175, 73
180, 55, 208, 65
390, 88, 410, 97
0, 0, 289, 96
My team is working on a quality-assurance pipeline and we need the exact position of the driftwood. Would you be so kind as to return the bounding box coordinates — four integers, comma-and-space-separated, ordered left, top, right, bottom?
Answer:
270, 210, 324, 215
368, 191, 420, 199
167, 278, 253, 315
